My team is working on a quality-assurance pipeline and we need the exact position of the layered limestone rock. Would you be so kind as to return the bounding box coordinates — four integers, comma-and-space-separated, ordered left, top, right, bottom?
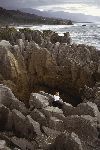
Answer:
0, 85, 100, 150
0, 42, 29, 103
0, 29, 100, 106
26, 41, 99, 105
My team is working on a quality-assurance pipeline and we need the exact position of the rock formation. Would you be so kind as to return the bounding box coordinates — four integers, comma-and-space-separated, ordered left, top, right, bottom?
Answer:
0, 27, 100, 149
0, 28, 99, 106
0, 84, 100, 150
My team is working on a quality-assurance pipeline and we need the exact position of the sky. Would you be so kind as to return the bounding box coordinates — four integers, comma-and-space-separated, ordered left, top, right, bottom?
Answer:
0, 0, 100, 17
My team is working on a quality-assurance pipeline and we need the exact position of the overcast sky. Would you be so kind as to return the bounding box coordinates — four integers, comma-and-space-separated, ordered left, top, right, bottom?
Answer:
0, 0, 100, 16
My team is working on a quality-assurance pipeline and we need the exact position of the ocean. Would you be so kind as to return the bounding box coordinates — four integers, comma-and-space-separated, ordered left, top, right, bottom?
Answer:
16, 22, 100, 50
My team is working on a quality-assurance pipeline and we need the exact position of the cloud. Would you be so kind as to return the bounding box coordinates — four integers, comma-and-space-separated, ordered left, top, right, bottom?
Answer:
0, 0, 100, 8
36, 3, 100, 16
0, 0, 100, 17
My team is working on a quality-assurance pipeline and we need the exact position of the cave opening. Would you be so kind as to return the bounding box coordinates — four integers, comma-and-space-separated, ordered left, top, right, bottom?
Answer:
32, 84, 83, 107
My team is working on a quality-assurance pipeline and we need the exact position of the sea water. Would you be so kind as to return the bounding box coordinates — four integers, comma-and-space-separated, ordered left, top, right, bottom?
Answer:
16, 22, 100, 50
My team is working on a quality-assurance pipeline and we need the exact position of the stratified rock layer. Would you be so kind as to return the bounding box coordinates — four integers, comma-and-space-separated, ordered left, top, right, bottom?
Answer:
0, 84, 100, 150
0, 28, 99, 106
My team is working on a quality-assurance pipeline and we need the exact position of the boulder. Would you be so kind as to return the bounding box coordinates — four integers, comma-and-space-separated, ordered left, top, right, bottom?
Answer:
10, 98, 28, 115
12, 109, 26, 136
0, 140, 6, 149
50, 32, 71, 44
0, 104, 9, 130
41, 106, 63, 118
0, 40, 11, 48
37, 126, 61, 149
39, 91, 54, 106
48, 117, 65, 132
24, 115, 42, 139
30, 109, 47, 126
0, 140, 11, 150
48, 132, 83, 150
42, 126, 61, 138
0, 84, 28, 115
29, 93, 49, 109
75, 102, 99, 117
62, 102, 75, 116
0, 84, 15, 108
64, 115, 98, 144
11, 137, 38, 150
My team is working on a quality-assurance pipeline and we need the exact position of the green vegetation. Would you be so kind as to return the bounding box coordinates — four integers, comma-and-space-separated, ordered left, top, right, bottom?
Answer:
0, 7, 73, 25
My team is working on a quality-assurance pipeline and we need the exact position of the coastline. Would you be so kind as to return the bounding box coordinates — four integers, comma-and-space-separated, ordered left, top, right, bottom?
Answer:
0, 26, 100, 149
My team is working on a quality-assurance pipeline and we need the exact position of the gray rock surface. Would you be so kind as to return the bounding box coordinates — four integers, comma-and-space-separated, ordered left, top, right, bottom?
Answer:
48, 132, 83, 150
0, 84, 28, 115
64, 115, 98, 144
41, 106, 63, 118
11, 137, 37, 150
30, 109, 47, 126
24, 115, 42, 139
0, 104, 9, 129
48, 116, 65, 132
12, 109, 26, 136
29, 93, 49, 109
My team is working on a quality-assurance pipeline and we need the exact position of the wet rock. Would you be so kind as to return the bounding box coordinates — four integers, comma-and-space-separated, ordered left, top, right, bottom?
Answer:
30, 109, 47, 126
29, 93, 49, 109
48, 132, 83, 150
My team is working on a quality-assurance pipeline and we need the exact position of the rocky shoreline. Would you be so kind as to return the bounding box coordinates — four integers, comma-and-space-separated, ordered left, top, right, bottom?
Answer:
0, 27, 100, 149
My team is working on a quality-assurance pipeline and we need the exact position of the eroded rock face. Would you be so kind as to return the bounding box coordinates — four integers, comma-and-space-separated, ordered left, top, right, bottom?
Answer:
0, 43, 29, 103
29, 93, 49, 109
0, 28, 100, 149
26, 41, 99, 104
0, 86, 100, 150
64, 115, 98, 144
0, 84, 28, 115
48, 132, 83, 150
0, 29, 100, 106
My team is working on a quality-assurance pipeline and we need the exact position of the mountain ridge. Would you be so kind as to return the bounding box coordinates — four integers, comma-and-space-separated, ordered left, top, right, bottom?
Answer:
0, 7, 73, 25
20, 7, 100, 23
